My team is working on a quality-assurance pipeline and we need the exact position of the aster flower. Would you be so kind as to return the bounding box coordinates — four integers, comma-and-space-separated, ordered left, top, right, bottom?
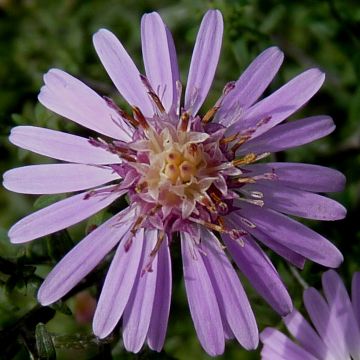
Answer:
261, 270, 360, 360
3, 9, 346, 356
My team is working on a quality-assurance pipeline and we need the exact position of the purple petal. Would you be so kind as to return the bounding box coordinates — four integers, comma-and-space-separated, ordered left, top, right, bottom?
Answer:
322, 270, 360, 359
38, 69, 133, 141
243, 182, 346, 220
244, 162, 346, 193
352, 272, 360, 332
260, 328, 318, 360
304, 287, 350, 359
235, 202, 343, 267
184, 10, 223, 115
284, 309, 329, 360
38, 206, 134, 306
201, 229, 258, 349
181, 232, 224, 356
9, 126, 121, 164
147, 237, 172, 352
230, 68, 325, 138
261, 349, 287, 360
93, 29, 153, 116
229, 213, 306, 269
3, 164, 119, 194
123, 230, 158, 353
239, 115, 335, 154
216, 47, 284, 125
141, 12, 179, 112
9, 187, 124, 243
223, 221, 292, 316
92, 228, 144, 338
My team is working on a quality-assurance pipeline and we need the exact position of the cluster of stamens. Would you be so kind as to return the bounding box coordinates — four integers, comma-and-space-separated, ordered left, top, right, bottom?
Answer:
89, 76, 276, 263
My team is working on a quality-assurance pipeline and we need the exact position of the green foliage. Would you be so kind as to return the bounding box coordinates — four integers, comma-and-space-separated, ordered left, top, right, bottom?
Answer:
0, 0, 359, 359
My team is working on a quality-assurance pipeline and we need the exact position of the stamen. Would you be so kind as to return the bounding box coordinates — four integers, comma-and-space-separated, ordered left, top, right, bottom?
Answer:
118, 153, 137, 162
124, 236, 133, 252
238, 198, 264, 207
132, 106, 149, 129
93, 140, 137, 162
199, 196, 217, 213
189, 216, 244, 238
230, 231, 245, 246
236, 177, 256, 184
103, 96, 139, 127
250, 191, 263, 199
150, 231, 165, 257
89, 137, 115, 153
142, 231, 166, 276
135, 181, 148, 193
220, 132, 241, 145
127, 205, 163, 252
202, 105, 220, 124
261, 171, 278, 181
238, 216, 256, 228
232, 153, 257, 167
255, 152, 271, 161
230, 135, 252, 154
232, 170, 277, 186
217, 216, 225, 228
130, 215, 145, 236
202, 81, 236, 123
140, 74, 166, 113
209, 191, 228, 213
179, 111, 190, 131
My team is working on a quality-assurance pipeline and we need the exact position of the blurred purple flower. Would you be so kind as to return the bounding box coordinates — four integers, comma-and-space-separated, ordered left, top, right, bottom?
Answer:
261, 270, 360, 360
3, 9, 346, 356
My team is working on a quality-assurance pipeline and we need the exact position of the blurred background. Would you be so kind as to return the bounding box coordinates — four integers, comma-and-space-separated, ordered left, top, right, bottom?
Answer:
0, 0, 359, 359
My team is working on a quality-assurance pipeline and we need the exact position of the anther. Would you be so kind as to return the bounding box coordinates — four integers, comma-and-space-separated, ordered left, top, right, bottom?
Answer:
135, 181, 148, 193
239, 216, 256, 228
132, 106, 149, 129
202, 105, 220, 124
104, 96, 139, 127
189, 216, 242, 239
202, 81, 236, 124
250, 191, 263, 199
140, 74, 166, 113
142, 231, 166, 276
179, 112, 190, 131
230, 135, 252, 154
220, 133, 240, 145
236, 177, 256, 184
229, 229, 247, 242
209, 191, 228, 213
199, 197, 217, 213
150, 231, 165, 257
131, 216, 145, 236
232, 153, 257, 167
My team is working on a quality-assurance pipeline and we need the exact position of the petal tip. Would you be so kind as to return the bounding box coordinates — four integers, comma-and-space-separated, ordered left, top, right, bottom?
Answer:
37, 286, 55, 307
92, 28, 112, 44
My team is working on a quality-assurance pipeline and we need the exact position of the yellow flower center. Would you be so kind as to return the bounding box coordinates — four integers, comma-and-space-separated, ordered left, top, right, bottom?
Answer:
130, 127, 214, 217
163, 145, 202, 184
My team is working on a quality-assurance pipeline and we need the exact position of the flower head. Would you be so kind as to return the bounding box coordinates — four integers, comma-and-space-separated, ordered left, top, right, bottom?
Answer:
3, 9, 346, 356
261, 270, 360, 360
